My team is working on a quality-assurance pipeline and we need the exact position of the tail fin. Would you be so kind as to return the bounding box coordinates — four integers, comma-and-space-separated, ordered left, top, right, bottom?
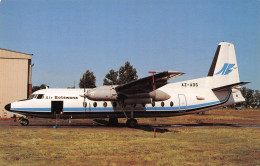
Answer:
207, 42, 240, 88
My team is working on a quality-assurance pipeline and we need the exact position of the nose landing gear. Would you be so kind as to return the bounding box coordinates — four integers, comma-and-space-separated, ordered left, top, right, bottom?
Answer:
19, 117, 29, 126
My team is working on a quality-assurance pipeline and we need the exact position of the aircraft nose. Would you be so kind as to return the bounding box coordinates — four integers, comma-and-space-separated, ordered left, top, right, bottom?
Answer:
5, 103, 11, 111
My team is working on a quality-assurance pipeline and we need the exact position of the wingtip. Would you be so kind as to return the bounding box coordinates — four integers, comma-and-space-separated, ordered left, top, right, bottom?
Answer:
166, 71, 185, 75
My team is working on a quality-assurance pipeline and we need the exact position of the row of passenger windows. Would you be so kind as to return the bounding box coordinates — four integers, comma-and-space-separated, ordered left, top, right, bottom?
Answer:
29, 94, 175, 107
84, 102, 115, 108
83, 101, 175, 108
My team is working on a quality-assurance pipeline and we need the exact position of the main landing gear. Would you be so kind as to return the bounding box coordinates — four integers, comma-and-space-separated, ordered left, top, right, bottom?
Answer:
126, 118, 138, 128
19, 117, 29, 126
108, 118, 138, 128
108, 109, 139, 128
123, 109, 138, 128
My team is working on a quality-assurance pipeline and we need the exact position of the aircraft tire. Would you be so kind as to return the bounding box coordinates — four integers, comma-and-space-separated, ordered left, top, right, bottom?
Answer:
108, 118, 118, 126
19, 118, 29, 126
126, 118, 138, 128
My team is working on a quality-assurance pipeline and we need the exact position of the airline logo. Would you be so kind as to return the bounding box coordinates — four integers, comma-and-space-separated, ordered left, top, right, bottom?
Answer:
215, 63, 235, 75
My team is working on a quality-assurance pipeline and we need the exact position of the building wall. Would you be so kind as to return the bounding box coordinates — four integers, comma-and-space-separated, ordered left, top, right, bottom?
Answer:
0, 49, 32, 118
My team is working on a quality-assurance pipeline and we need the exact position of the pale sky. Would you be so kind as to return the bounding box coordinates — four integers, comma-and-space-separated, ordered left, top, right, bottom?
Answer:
0, 0, 259, 89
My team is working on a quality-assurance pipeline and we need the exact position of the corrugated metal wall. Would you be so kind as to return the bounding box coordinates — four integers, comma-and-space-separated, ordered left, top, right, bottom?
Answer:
0, 49, 32, 118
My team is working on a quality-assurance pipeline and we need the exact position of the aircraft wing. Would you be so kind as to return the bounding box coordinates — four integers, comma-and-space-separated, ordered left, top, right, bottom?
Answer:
115, 71, 184, 95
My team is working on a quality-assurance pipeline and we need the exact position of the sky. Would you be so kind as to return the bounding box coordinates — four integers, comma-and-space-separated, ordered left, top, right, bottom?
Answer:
0, 0, 259, 90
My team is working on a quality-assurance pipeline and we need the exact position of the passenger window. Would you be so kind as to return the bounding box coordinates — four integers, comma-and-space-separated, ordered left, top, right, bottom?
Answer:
37, 94, 44, 99
161, 102, 164, 107
93, 102, 97, 107
170, 101, 174, 107
152, 102, 155, 107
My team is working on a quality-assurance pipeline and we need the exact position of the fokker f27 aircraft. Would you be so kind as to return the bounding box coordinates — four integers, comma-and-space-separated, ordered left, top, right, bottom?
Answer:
5, 42, 249, 127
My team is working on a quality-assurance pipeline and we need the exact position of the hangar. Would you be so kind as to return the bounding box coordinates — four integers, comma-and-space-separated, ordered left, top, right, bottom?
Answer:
0, 48, 32, 118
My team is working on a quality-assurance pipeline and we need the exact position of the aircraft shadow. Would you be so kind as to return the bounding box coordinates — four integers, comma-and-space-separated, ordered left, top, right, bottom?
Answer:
135, 122, 241, 132
93, 119, 171, 133
153, 122, 241, 128
11, 119, 241, 132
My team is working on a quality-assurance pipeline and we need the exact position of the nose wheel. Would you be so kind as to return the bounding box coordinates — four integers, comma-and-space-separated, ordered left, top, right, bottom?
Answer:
19, 118, 29, 126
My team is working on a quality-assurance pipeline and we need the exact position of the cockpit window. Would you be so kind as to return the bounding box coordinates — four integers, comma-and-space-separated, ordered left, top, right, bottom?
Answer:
29, 94, 36, 99
37, 94, 44, 99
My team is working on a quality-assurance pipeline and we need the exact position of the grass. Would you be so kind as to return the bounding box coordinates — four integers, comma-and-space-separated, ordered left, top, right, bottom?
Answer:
0, 109, 259, 166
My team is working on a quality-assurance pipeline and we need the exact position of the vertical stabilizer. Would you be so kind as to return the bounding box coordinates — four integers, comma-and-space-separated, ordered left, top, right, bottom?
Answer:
208, 42, 240, 88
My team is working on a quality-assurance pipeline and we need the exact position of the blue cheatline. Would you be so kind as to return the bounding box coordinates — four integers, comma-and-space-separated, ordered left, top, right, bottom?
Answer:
11, 99, 223, 112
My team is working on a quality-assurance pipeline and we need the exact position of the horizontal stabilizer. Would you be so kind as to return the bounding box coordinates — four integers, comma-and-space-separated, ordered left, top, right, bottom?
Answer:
212, 82, 250, 91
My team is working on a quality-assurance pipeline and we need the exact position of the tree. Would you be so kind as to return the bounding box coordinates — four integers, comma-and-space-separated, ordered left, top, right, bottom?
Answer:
240, 87, 260, 108
79, 70, 96, 88
103, 61, 138, 85
241, 87, 254, 108
32, 84, 49, 93
103, 69, 119, 85
253, 90, 260, 108
117, 61, 138, 85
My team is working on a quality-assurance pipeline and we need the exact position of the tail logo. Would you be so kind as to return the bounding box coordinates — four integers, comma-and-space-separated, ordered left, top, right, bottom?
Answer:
215, 63, 235, 75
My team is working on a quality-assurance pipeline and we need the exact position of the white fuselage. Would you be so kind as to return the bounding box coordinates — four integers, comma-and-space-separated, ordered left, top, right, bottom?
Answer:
9, 78, 245, 119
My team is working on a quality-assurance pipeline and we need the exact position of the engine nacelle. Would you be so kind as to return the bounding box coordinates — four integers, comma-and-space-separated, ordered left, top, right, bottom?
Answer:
149, 90, 171, 101
124, 98, 152, 104
85, 86, 170, 103
127, 90, 170, 101
86, 86, 118, 101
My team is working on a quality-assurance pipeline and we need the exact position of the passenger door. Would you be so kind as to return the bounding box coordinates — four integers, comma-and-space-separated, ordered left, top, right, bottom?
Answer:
51, 101, 63, 115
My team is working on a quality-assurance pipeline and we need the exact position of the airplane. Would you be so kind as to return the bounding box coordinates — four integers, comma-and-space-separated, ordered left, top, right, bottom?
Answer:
5, 42, 249, 127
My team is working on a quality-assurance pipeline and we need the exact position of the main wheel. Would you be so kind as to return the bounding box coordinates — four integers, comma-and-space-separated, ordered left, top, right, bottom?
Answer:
108, 118, 118, 126
19, 118, 29, 126
126, 118, 138, 128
